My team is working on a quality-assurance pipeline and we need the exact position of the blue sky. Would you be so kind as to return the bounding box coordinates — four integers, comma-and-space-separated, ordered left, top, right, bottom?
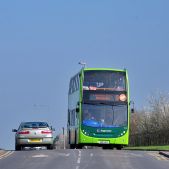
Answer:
0, 0, 169, 149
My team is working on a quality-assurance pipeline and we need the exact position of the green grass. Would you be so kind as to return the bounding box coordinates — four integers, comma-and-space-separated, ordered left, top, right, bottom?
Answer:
124, 145, 169, 151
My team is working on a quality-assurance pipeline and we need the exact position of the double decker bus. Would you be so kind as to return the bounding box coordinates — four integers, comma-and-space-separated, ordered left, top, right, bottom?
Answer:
67, 68, 130, 149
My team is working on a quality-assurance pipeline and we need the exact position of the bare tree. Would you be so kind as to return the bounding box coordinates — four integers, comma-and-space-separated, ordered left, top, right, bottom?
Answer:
130, 92, 169, 146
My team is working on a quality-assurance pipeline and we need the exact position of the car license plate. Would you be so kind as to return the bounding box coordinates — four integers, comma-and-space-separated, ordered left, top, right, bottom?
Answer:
98, 140, 110, 144
29, 139, 42, 143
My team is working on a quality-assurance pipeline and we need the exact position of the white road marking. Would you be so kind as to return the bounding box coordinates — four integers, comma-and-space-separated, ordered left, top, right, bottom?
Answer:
32, 154, 49, 158
77, 157, 81, 164
76, 149, 81, 168
65, 153, 70, 157
77, 150, 81, 163
90, 153, 93, 157
148, 152, 168, 161
57, 153, 70, 157
32, 152, 70, 158
0, 151, 14, 159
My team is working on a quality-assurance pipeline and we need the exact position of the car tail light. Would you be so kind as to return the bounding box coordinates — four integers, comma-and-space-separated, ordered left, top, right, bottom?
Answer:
41, 130, 52, 134
18, 131, 30, 134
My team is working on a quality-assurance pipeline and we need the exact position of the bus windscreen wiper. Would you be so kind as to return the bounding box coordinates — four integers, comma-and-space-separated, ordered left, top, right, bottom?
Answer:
83, 101, 127, 106
83, 102, 114, 106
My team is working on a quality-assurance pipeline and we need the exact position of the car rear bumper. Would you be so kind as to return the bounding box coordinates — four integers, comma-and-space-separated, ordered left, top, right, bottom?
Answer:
16, 137, 53, 145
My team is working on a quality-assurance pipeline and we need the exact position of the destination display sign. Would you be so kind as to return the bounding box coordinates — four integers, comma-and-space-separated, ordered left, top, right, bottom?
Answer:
88, 93, 127, 102
89, 94, 118, 101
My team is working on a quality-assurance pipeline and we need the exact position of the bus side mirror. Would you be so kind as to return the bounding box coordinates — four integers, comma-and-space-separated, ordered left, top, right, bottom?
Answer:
131, 108, 135, 114
76, 107, 79, 112
130, 100, 135, 113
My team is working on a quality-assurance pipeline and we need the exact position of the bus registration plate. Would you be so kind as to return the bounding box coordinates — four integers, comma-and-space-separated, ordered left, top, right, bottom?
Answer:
98, 140, 110, 144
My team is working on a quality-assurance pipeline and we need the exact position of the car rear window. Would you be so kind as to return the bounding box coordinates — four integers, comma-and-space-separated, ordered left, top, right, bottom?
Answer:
21, 122, 49, 128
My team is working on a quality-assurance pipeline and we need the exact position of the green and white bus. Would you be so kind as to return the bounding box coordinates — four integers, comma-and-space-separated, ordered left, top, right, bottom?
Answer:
67, 68, 130, 149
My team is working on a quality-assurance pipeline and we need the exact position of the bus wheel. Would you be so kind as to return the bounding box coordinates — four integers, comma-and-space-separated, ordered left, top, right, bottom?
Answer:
116, 145, 122, 150
102, 145, 114, 149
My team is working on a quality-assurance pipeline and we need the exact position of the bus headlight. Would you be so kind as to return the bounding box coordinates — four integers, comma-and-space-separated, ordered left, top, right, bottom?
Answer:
119, 94, 127, 102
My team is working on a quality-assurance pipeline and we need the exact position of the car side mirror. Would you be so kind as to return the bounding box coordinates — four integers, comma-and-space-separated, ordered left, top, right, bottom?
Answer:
50, 126, 55, 131
12, 129, 17, 132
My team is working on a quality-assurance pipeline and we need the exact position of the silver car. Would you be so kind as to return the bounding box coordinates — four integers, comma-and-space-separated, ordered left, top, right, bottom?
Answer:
12, 122, 55, 150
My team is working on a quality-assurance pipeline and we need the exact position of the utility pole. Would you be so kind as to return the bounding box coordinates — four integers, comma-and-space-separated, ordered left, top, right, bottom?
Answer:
62, 127, 65, 149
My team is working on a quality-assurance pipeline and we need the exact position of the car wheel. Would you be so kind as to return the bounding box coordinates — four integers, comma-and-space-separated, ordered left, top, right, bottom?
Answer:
47, 144, 53, 150
69, 144, 75, 149
15, 145, 22, 151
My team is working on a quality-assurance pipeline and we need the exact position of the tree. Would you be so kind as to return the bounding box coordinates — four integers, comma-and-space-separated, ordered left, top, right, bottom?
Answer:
130, 92, 169, 146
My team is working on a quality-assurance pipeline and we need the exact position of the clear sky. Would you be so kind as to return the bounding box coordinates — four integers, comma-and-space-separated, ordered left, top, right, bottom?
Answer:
0, 0, 169, 150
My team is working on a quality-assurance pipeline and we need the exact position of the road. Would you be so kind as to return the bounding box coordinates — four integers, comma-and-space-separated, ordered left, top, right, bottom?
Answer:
0, 149, 169, 169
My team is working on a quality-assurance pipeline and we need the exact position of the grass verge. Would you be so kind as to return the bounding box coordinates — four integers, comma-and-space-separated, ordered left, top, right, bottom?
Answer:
124, 145, 169, 151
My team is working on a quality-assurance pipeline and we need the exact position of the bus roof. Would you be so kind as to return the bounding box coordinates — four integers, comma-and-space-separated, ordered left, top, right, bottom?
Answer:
83, 68, 127, 72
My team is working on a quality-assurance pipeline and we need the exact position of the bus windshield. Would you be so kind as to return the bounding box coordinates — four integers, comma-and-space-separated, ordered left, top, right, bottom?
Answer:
82, 103, 127, 128
83, 71, 126, 91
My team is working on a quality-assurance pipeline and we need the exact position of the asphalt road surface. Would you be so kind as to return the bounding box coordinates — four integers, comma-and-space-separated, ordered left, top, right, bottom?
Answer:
0, 149, 169, 169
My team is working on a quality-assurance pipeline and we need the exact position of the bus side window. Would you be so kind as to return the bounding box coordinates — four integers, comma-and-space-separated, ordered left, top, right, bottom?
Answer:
69, 79, 73, 94
70, 110, 76, 126
68, 110, 70, 126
